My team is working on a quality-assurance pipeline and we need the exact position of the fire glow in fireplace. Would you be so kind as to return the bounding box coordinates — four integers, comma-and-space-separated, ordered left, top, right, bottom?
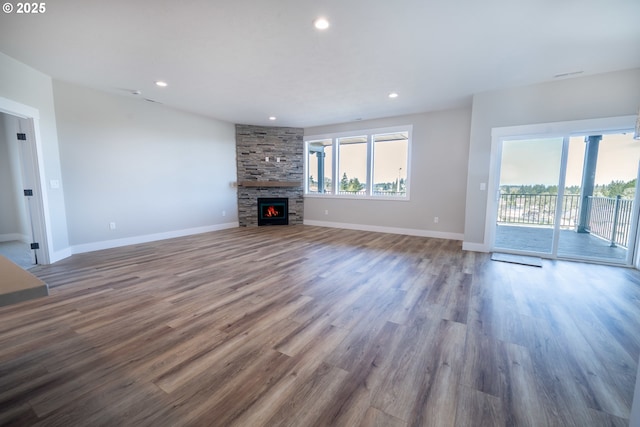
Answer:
257, 198, 289, 226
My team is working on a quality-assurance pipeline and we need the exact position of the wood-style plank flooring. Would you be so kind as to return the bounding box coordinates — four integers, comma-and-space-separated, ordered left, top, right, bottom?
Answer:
1, 225, 639, 426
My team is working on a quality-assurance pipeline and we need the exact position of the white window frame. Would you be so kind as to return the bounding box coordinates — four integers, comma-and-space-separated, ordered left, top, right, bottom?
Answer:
304, 125, 412, 201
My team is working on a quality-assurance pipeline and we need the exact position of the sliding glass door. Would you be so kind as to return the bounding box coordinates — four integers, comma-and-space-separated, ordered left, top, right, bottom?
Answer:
494, 137, 563, 255
556, 133, 639, 263
493, 132, 640, 265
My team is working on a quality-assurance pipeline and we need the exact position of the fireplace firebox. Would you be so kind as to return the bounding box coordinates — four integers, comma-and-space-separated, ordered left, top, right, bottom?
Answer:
257, 198, 289, 226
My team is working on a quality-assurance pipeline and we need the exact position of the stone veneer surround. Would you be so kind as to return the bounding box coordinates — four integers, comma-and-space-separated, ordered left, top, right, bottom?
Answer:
235, 124, 304, 227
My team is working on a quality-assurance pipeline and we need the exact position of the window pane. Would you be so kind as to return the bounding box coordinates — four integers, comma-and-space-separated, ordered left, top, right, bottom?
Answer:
307, 139, 333, 193
338, 136, 367, 195
372, 132, 408, 197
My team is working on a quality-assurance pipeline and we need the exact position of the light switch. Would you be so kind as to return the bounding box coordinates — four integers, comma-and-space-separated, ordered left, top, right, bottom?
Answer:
50, 179, 60, 189
480, 182, 487, 191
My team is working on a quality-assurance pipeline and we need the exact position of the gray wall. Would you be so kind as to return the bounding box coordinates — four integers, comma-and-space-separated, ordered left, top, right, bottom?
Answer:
464, 68, 640, 248
304, 107, 471, 238
0, 52, 69, 260
53, 80, 238, 248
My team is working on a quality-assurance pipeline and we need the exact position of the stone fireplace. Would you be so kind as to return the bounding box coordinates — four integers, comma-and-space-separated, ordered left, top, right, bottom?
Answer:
235, 124, 304, 227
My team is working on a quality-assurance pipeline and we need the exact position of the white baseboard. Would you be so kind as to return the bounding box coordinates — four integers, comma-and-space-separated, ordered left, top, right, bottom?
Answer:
303, 220, 464, 241
462, 241, 490, 252
70, 222, 239, 255
0, 233, 30, 243
49, 247, 74, 263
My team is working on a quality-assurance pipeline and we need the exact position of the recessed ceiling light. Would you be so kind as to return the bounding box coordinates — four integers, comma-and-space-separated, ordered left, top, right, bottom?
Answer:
388, 92, 399, 99
155, 81, 168, 87
314, 17, 330, 30
269, 116, 277, 121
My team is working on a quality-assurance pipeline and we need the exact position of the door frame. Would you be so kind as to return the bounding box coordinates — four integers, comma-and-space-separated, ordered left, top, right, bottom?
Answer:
0, 96, 51, 264
485, 115, 639, 266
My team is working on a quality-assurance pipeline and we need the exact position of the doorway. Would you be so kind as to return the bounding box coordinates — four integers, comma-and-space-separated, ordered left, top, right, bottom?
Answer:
0, 112, 37, 268
490, 125, 640, 266
0, 97, 50, 267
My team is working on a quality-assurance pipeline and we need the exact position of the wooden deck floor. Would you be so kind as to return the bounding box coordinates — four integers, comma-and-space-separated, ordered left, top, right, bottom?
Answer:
495, 225, 628, 263
1, 225, 639, 426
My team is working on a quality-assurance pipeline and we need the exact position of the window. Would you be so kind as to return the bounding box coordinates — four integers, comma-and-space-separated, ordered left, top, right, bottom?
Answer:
372, 132, 408, 197
338, 136, 367, 195
305, 126, 411, 199
307, 139, 333, 194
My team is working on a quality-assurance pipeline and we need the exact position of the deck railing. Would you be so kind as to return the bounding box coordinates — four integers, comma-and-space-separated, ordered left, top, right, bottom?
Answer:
585, 196, 633, 248
498, 193, 633, 248
497, 194, 580, 228
336, 190, 367, 195
336, 190, 407, 196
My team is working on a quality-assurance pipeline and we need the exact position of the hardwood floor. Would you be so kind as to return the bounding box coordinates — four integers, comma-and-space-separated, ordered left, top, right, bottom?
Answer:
1, 225, 639, 426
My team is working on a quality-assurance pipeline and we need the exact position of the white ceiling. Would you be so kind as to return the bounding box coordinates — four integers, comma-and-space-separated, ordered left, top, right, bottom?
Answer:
1, 0, 639, 128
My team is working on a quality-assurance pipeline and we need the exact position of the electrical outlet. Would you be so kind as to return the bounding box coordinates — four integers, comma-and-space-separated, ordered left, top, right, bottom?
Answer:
265, 156, 269, 162
434, 217, 439, 224
324, 210, 329, 215
222, 210, 226, 217
109, 222, 116, 230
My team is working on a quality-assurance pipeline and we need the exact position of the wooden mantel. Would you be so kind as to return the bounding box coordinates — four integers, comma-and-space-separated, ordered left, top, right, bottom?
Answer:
238, 181, 302, 188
